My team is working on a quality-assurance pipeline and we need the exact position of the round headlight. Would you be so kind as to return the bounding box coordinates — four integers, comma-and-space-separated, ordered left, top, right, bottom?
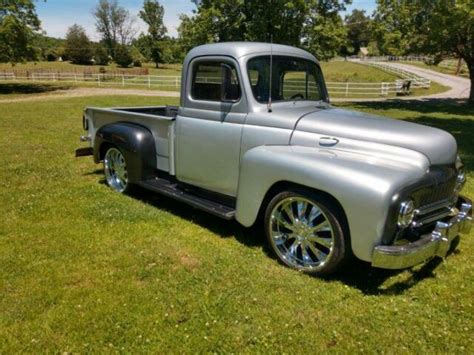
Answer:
398, 200, 415, 228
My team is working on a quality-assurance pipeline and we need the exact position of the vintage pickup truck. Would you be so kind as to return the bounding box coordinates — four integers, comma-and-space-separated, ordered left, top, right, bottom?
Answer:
76, 42, 471, 275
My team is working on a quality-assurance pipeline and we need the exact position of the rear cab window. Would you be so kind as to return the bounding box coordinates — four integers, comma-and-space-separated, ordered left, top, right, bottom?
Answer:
191, 60, 241, 102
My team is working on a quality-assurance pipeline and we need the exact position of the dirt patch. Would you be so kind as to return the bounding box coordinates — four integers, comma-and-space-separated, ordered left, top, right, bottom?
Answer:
0, 87, 179, 103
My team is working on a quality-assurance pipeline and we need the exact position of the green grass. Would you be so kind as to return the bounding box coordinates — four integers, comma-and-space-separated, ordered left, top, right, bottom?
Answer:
321, 61, 398, 82
1, 94, 473, 352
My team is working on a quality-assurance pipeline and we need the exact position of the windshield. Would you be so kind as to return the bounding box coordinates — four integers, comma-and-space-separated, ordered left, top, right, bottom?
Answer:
247, 55, 326, 103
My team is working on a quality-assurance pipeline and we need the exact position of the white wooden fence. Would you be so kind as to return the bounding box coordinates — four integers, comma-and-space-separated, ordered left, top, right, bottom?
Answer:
359, 62, 431, 89
0, 69, 429, 97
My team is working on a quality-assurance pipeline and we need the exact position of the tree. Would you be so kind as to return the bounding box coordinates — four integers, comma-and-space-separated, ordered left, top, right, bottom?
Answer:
93, 43, 110, 65
114, 44, 133, 67
64, 24, 93, 64
0, 0, 41, 64
93, 0, 137, 58
344, 9, 372, 55
139, 0, 167, 67
177, 0, 349, 60
302, 1, 348, 60
373, 0, 474, 102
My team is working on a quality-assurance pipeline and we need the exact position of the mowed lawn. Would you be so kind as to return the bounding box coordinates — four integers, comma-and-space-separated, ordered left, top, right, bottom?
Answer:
0, 95, 473, 353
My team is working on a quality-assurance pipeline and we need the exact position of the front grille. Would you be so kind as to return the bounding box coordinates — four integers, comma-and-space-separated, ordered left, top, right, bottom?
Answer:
411, 167, 457, 207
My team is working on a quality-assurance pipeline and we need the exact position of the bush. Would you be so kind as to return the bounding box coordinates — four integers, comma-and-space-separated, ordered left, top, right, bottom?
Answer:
114, 45, 133, 68
64, 24, 93, 65
46, 52, 57, 62
130, 46, 145, 67
94, 44, 110, 65
423, 54, 443, 66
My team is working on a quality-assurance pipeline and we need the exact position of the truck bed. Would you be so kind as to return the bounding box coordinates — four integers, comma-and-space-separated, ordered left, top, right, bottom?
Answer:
85, 105, 178, 174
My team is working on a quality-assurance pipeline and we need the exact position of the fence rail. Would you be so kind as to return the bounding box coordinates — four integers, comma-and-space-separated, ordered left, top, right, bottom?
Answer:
0, 70, 429, 97
359, 62, 431, 89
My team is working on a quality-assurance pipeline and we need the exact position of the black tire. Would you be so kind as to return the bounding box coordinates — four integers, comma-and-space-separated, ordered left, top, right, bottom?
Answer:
264, 188, 350, 275
103, 146, 134, 194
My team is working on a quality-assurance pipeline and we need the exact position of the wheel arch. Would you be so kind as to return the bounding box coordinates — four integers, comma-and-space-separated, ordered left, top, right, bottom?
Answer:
255, 181, 351, 240
94, 122, 157, 183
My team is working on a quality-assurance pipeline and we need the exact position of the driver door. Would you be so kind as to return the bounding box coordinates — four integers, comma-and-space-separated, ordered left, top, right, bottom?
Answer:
175, 57, 247, 197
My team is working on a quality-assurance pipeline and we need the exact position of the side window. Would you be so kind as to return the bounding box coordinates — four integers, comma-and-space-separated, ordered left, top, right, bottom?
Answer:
191, 61, 241, 102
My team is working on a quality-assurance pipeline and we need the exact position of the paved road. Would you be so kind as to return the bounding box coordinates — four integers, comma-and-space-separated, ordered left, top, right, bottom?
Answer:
379, 62, 471, 99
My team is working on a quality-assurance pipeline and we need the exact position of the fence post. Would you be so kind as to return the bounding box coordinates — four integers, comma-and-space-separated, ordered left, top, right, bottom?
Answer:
345, 82, 349, 97
122, 75, 125, 86
148, 75, 151, 89
98, 74, 100, 86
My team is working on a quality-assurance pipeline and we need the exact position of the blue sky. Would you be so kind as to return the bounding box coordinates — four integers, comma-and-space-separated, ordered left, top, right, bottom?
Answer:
36, 0, 376, 40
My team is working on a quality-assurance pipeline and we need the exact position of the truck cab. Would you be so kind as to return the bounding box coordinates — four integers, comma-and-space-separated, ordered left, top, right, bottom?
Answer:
77, 42, 471, 275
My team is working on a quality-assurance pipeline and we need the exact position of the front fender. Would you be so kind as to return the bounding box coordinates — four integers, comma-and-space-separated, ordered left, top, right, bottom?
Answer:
235, 145, 426, 261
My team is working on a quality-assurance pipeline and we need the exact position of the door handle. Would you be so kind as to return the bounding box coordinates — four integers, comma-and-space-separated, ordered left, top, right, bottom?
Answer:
319, 137, 339, 147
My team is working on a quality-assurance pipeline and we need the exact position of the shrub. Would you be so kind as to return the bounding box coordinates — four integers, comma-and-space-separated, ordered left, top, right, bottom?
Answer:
114, 45, 133, 68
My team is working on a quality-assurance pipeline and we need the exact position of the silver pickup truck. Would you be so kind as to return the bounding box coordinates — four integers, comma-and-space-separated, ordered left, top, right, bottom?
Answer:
76, 42, 471, 275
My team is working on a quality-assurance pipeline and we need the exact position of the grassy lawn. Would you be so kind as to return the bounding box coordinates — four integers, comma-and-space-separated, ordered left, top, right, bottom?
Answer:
1, 94, 473, 352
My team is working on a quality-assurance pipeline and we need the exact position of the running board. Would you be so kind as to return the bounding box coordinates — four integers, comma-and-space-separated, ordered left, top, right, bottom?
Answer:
138, 178, 236, 220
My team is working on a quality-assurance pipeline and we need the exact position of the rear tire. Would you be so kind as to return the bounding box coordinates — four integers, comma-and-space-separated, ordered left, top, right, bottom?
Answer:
103, 147, 132, 193
264, 188, 350, 275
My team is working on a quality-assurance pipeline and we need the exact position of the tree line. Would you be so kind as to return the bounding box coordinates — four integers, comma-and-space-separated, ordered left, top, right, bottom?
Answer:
1, 0, 473, 101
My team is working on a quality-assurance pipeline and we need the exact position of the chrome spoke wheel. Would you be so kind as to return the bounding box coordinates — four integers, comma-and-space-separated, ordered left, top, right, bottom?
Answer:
269, 197, 335, 271
104, 147, 128, 193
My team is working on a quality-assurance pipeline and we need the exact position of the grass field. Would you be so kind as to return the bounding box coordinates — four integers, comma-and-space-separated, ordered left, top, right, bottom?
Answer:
0, 93, 473, 352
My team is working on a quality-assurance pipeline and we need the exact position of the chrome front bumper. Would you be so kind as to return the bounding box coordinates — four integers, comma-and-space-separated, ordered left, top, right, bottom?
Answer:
372, 196, 472, 269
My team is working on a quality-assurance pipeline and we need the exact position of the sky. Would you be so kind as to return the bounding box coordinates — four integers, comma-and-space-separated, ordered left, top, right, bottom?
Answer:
36, 0, 377, 40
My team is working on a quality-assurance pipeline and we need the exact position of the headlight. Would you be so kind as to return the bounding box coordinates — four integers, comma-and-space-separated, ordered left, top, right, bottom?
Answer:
398, 200, 415, 228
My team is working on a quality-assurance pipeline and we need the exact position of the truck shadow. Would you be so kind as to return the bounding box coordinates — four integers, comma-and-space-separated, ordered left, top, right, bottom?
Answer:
0, 83, 71, 95
125, 185, 459, 296
323, 238, 460, 296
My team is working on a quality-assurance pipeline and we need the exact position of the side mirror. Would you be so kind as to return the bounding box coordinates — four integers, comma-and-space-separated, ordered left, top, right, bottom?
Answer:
221, 63, 239, 102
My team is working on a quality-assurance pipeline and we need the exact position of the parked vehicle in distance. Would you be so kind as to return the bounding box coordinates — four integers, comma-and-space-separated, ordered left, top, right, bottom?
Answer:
76, 42, 472, 275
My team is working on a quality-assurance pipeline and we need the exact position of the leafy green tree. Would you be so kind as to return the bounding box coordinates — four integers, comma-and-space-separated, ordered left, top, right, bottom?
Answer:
93, 43, 110, 65
139, 0, 167, 67
344, 9, 372, 55
0, 0, 41, 64
64, 24, 93, 65
94, 0, 137, 58
373, 0, 474, 102
178, 0, 349, 60
114, 44, 133, 67
302, 1, 348, 60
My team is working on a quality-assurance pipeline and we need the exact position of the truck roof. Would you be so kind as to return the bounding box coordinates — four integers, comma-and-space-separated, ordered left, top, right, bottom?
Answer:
186, 42, 318, 63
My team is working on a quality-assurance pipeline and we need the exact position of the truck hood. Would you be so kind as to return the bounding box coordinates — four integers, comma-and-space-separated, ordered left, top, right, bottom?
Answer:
294, 107, 457, 165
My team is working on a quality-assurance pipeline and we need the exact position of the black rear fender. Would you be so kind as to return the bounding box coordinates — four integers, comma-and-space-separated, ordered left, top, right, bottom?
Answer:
94, 122, 156, 183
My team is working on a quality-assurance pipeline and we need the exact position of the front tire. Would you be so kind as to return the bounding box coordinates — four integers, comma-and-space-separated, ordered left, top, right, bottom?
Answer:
264, 189, 349, 275
103, 147, 131, 193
